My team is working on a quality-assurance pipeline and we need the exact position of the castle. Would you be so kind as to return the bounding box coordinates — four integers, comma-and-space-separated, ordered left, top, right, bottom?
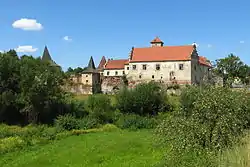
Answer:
43, 37, 212, 94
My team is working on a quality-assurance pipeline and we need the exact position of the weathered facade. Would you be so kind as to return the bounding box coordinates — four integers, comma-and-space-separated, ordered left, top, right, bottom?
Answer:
68, 57, 101, 94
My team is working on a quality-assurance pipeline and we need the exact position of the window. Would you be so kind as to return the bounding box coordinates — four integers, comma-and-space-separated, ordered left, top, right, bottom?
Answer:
123, 71, 125, 75
133, 65, 137, 70
194, 65, 196, 70
115, 71, 118, 75
86, 80, 88, 83
156, 64, 160, 70
86, 75, 88, 77
107, 71, 110, 76
142, 64, 147, 70
179, 64, 184, 70
152, 75, 154, 79
139, 75, 142, 79
127, 66, 129, 70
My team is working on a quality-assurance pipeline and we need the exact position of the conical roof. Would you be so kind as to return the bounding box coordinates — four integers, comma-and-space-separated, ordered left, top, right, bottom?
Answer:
83, 56, 98, 73
98, 56, 106, 71
41, 46, 52, 61
88, 56, 96, 69
41, 46, 60, 68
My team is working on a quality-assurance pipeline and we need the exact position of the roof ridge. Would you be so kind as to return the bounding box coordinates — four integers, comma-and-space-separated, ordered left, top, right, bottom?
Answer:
134, 45, 193, 49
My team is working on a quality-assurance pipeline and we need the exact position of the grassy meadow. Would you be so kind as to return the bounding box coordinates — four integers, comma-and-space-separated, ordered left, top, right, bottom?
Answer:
0, 130, 163, 167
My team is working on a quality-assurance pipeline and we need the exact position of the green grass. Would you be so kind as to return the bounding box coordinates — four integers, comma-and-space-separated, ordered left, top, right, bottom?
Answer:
0, 130, 163, 167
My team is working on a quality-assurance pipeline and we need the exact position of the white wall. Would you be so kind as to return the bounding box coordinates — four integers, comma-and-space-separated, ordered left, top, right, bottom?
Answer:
124, 64, 129, 75
103, 69, 125, 76
126, 61, 192, 82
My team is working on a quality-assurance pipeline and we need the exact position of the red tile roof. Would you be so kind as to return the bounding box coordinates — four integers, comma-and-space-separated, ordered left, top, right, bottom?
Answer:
151, 37, 163, 43
104, 59, 128, 69
98, 56, 106, 69
199, 56, 212, 67
124, 60, 129, 65
130, 45, 194, 62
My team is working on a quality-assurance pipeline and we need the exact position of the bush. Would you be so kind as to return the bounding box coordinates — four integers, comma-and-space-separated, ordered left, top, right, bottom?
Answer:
55, 114, 80, 131
116, 82, 169, 116
101, 124, 120, 132
84, 94, 113, 124
156, 85, 250, 166
64, 97, 87, 118
0, 136, 25, 154
79, 117, 100, 130
115, 114, 158, 130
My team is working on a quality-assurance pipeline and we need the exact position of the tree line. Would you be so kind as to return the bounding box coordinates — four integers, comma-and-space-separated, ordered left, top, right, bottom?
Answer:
0, 50, 249, 125
0, 50, 67, 125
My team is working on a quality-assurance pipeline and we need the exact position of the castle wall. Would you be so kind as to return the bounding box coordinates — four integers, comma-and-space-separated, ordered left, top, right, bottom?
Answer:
126, 61, 192, 84
101, 76, 124, 94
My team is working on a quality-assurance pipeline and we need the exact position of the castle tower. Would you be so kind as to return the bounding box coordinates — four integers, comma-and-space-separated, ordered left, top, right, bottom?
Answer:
150, 36, 164, 47
81, 56, 101, 94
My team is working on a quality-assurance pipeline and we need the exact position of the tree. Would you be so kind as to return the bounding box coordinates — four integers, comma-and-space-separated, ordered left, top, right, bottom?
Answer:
213, 54, 249, 86
18, 56, 65, 124
6, 49, 18, 57
116, 82, 168, 116
0, 52, 22, 124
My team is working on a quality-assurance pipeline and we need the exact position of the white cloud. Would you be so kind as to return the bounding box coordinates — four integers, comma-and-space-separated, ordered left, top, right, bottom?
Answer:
63, 36, 72, 41
240, 41, 245, 44
207, 44, 212, 48
15, 46, 38, 53
12, 18, 43, 31
0, 50, 3, 53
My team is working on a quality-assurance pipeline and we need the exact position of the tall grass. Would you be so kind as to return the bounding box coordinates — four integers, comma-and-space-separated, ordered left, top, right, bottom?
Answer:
218, 133, 250, 167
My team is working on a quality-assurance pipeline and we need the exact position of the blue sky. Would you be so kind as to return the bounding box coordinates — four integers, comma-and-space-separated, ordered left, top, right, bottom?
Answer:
0, 0, 249, 70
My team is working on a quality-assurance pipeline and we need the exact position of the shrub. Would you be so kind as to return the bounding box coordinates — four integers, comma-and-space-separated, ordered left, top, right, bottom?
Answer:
115, 114, 158, 130
101, 124, 120, 132
167, 84, 180, 90
116, 82, 168, 116
156, 85, 250, 166
55, 131, 71, 140
64, 98, 87, 118
79, 117, 100, 130
84, 94, 113, 124
0, 136, 25, 154
55, 114, 80, 131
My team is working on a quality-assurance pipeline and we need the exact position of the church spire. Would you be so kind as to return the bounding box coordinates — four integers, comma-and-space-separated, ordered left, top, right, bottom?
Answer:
41, 46, 52, 61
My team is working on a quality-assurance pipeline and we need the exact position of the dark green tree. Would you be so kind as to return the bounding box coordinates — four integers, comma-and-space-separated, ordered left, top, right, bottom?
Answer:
213, 54, 249, 86
18, 56, 65, 124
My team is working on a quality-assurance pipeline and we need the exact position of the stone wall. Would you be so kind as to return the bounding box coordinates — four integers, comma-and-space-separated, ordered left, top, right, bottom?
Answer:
66, 84, 93, 95
101, 76, 124, 94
